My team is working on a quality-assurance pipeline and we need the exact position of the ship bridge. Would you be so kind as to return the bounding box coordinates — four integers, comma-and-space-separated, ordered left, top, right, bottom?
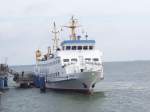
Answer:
61, 40, 96, 50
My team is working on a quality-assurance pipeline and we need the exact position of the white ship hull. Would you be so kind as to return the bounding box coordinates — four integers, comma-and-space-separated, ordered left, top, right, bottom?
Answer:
45, 71, 103, 93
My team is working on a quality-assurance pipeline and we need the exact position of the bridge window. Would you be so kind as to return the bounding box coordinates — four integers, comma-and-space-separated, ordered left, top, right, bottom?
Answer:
85, 58, 91, 61
78, 46, 82, 50
89, 46, 93, 50
93, 58, 99, 61
72, 46, 76, 50
71, 58, 77, 62
66, 46, 71, 50
63, 59, 69, 62
83, 46, 88, 50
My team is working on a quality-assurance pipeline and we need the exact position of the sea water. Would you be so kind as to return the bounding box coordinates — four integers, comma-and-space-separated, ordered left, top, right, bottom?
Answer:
0, 61, 150, 112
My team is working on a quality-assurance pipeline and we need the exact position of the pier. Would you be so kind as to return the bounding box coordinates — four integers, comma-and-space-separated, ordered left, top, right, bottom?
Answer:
13, 71, 34, 88
0, 63, 36, 89
0, 64, 45, 91
0, 64, 8, 90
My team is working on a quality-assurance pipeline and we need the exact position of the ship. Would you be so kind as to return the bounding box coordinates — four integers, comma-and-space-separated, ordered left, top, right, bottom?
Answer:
34, 16, 104, 93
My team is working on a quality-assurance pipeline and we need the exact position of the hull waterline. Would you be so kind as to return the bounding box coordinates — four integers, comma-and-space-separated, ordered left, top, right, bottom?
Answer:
45, 71, 103, 93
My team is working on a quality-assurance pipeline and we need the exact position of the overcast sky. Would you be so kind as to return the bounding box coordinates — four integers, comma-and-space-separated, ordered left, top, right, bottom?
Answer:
0, 0, 150, 65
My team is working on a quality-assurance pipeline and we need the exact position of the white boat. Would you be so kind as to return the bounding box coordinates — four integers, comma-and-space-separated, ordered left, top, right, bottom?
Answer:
34, 16, 104, 93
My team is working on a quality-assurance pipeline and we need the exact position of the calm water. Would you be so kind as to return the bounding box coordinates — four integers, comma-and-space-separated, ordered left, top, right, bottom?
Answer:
1, 61, 150, 112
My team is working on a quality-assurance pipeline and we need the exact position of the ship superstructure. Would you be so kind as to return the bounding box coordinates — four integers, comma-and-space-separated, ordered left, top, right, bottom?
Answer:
35, 16, 104, 93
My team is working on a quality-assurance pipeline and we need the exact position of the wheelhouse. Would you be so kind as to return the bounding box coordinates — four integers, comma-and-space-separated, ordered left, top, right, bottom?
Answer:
61, 40, 95, 51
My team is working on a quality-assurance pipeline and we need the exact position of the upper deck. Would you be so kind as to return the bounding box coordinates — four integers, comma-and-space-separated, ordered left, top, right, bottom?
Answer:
35, 16, 102, 62
61, 40, 96, 50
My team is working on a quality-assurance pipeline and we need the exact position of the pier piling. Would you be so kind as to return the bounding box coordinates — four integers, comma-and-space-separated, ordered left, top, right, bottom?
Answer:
0, 78, 4, 90
39, 76, 46, 92
0, 92, 1, 105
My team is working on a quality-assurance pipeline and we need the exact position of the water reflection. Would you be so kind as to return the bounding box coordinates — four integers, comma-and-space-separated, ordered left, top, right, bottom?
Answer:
46, 89, 106, 101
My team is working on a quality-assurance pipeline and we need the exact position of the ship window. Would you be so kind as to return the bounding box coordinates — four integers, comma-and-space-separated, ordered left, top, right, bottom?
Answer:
66, 46, 71, 50
93, 58, 99, 61
72, 46, 76, 50
85, 58, 91, 61
83, 46, 88, 50
78, 46, 82, 50
89, 46, 93, 50
63, 59, 69, 62
71, 58, 77, 62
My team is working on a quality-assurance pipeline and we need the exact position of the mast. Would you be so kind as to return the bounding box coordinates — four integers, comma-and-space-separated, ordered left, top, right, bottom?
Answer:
52, 22, 59, 51
64, 16, 80, 40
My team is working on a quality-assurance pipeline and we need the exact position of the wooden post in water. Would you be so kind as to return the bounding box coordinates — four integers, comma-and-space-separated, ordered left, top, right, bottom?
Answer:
0, 92, 2, 105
